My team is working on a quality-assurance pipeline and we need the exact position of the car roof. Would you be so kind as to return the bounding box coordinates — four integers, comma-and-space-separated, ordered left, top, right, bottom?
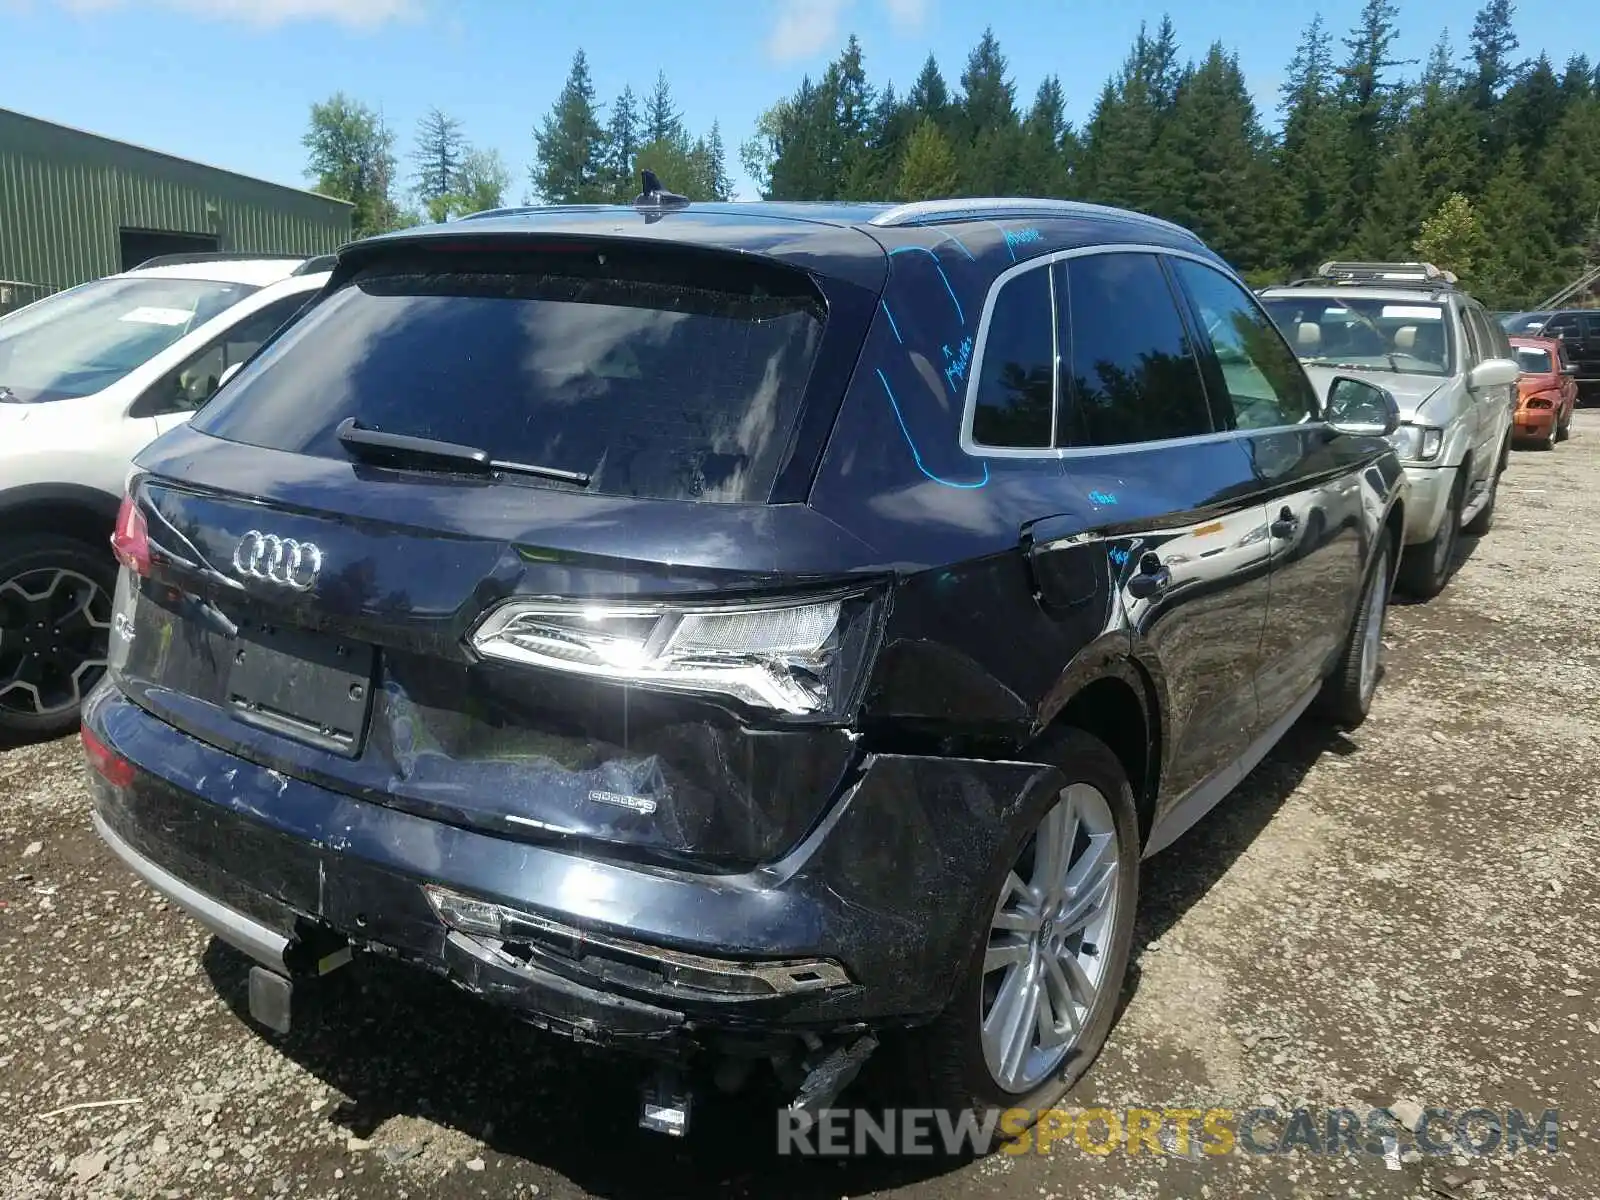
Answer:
350, 199, 1206, 290
120, 258, 311, 287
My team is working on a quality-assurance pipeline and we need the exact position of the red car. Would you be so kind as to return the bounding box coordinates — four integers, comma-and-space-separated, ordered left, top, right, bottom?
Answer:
1510, 335, 1578, 449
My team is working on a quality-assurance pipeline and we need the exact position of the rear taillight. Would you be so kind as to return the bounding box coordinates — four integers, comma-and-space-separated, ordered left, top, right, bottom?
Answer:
110, 493, 150, 577
81, 726, 135, 789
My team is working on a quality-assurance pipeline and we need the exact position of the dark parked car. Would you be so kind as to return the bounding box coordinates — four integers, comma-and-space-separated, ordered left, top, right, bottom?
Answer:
1502, 308, 1600, 402
82, 194, 1405, 1137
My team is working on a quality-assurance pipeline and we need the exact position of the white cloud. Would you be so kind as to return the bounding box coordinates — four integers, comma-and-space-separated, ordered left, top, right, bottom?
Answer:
57, 0, 418, 28
765, 0, 849, 63
883, 0, 926, 32
764, 0, 929, 63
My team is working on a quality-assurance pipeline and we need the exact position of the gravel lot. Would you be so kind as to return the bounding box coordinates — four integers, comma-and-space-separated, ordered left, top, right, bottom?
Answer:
3, 415, 1598, 1200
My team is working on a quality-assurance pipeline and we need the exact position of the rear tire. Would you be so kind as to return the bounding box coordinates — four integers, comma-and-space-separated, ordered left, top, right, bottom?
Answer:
1317, 538, 1392, 730
0, 534, 116, 740
1396, 469, 1462, 599
898, 729, 1140, 1150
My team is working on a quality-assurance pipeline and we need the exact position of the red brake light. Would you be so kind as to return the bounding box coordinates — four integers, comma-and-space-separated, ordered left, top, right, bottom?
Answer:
81, 726, 135, 789
111, 493, 150, 577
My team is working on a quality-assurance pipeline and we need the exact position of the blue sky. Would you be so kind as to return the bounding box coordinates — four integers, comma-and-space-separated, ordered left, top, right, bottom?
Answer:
2, 0, 1588, 203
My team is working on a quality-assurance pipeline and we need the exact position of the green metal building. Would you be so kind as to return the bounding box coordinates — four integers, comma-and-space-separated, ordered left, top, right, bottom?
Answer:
0, 107, 352, 314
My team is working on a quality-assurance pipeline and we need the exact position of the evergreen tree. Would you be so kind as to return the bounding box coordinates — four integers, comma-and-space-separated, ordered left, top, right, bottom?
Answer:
1076, 19, 1183, 214
1337, 0, 1410, 208
1475, 148, 1562, 306
531, 49, 607, 203
645, 71, 683, 145
1560, 54, 1594, 103
1468, 0, 1520, 111
957, 28, 1018, 140
908, 53, 950, 126
410, 107, 465, 207
897, 117, 959, 200
1537, 96, 1600, 248
602, 85, 641, 201
1016, 76, 1074, 198
1409, 35, 1482, 212
1503, 55, 1565, 160
1276, 14, 1351, 271
1161, 44, 1274, 268
704, 120, 733, 200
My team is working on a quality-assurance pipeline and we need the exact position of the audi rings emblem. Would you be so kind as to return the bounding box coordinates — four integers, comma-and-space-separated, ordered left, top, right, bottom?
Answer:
232, 531, 323, 591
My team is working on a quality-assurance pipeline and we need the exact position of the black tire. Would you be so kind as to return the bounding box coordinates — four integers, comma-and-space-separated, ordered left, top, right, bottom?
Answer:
1557, 411, 1571, 442
1540, 420, 1559, 450
896, 728, 1140, 1148
1396, 469, 1463, 599
1462, 452, 1501, 537
1316, 537, 1392, 730
0, 533, 117, 739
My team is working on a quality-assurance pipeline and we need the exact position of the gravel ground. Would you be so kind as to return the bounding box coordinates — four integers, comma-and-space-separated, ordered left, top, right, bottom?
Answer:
3, 414, 1598, 1200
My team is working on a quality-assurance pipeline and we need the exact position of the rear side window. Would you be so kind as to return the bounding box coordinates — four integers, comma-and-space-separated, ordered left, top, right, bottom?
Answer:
1055, 253, 1212, 447
192, 252, 825, 503
971, 266, 1054, 448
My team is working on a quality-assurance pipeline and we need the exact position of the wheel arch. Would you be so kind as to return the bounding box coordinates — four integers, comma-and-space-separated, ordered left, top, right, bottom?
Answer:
0, 484, 122, 552
1031, 656, 1162, 847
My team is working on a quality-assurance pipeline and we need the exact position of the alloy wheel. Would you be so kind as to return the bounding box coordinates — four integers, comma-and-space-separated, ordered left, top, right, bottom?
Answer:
0, 568, 112, 718
980, 782, 1120, 1094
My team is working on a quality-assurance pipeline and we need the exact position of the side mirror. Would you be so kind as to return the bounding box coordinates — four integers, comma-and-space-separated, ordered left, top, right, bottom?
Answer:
1325, 376, 1400, 436
1468, 358, 1519, 391
1562, 364, 1580, 376
218, 362, 244, 388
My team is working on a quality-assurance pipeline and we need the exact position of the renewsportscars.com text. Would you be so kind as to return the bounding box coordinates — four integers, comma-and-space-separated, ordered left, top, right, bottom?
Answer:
777, 1105, 1561, 1158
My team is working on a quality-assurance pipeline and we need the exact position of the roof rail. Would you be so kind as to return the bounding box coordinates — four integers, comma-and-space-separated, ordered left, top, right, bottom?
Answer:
455, 203, 615, 222
131, 251, 311, 271
1316, 260, 1459, 286
867, 197, 1201, 241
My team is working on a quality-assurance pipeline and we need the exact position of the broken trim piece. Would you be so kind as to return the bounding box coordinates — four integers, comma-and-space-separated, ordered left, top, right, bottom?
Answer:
425, 884, 851, 996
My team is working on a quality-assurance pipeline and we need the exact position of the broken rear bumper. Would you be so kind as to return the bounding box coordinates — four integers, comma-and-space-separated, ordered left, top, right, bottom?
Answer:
83, 682, 1060, 1051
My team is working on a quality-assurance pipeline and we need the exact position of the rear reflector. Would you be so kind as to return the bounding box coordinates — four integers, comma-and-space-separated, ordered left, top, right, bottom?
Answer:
111, 493, 151, 577
81, 726, 135, 789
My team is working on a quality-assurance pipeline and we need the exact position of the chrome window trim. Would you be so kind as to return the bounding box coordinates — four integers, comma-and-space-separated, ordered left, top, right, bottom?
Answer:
958, 243, 1319, 461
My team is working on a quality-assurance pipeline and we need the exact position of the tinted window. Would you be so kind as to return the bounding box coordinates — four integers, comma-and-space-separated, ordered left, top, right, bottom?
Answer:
971, 266, 1054, 448
194, 258, 824, 504
1466, 305, 1503, 364
1546, 314, 1581, 337
1171, 258, 1315, 429
1582, 315, 1600, 337
1055, 253, 1212, 447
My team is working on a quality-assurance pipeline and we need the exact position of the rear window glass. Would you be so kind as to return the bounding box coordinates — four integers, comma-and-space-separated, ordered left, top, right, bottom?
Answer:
192, 254, 825, 503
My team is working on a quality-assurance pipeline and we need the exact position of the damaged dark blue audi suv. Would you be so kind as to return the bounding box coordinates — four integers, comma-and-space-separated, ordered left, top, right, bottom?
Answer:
83, 187, 1406, 1137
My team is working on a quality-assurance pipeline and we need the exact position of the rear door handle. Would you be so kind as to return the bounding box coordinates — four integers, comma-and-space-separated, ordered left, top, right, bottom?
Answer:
1270, 506, 1299, 538
1126, 551, 1171, 599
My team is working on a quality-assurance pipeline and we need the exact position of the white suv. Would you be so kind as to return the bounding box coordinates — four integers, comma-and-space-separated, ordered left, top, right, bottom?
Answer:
0, 254, 331, 737
1259, 262, 1518, 599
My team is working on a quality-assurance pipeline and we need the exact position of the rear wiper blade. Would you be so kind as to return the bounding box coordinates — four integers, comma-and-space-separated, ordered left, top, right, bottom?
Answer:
334, 417, 590, 486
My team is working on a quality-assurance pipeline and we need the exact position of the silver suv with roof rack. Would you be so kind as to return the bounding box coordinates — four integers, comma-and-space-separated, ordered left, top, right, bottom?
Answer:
1258, 261, 1517, 598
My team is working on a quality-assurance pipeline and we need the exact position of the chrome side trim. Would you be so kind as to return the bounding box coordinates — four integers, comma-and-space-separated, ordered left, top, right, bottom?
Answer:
91, 810, 290, 973
1141, 680, 1321, 859
957, 243, 1322, 461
